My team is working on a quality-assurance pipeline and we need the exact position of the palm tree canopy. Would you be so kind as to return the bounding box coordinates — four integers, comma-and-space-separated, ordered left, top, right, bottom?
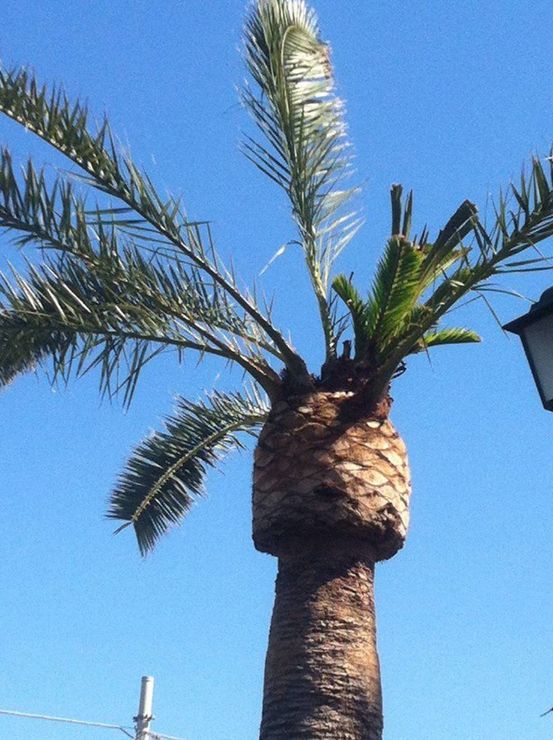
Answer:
2, 0, 553, 551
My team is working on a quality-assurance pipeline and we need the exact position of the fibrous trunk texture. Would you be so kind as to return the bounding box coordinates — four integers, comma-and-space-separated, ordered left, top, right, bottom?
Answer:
260, 539, 382, 739
253, 391, 411, 739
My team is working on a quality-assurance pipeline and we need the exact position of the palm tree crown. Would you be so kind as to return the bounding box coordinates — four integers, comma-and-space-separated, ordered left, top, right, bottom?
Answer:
2, 0, 553, 555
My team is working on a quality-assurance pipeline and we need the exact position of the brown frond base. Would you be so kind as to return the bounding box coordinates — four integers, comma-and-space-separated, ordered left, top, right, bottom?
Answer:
252, 390, 411, 562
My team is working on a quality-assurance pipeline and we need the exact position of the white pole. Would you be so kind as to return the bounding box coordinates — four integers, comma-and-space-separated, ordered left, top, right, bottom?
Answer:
135, 676, 154, 740
0, 675, 185, 740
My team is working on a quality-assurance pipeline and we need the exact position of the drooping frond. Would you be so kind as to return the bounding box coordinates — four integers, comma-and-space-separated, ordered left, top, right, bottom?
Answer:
108, 388, 269, 554
0, 65, 310, 386
243, 0, 360, 359
0, 249, 282, 405
0, 150, 284, 400
0, 152, 264, 345
0, 306, 70, 387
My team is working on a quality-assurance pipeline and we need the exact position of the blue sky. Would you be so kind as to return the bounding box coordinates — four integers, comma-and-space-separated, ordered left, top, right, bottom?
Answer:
1, 1, 553, 738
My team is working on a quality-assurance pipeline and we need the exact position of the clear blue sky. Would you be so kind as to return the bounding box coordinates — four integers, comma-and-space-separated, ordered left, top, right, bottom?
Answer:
1, 1, 553, 739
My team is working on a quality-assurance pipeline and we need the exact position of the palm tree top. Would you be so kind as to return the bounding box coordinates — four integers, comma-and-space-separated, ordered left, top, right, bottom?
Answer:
2, 0, 553, 551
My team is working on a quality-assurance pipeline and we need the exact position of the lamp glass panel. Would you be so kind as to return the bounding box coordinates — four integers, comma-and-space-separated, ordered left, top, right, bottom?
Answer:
523, 312, 553, 403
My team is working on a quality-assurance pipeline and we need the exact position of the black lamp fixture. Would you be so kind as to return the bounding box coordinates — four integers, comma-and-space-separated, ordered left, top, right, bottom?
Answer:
504, 287, 553, 411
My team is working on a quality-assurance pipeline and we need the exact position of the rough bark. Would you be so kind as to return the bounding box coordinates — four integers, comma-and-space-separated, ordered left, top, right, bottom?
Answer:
253, 391, 411, 739
260, 538, 382, 739
253, 391, 410, 561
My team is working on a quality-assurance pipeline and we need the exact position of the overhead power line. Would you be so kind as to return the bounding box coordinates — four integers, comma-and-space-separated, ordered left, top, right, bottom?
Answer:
0, 708, 134, 737
0, 675, 186, 740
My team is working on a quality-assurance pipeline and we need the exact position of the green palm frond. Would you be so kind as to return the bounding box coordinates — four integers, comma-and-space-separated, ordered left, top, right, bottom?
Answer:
332, 192, 480, 369
481, 156, 553, 267
332, 239, 428, 368
419, 200, 477, 280
0, 257, 184, 401
0, 64, 310, 386
0, 148, 273, 347
0, 246, 286, 403
364, 237, 425, 356
417, 158, 553, 329
0, 151, 286, 399
0, 306, 70, 387
409, 327, 481, 355
422, 265, 475, 315
331, 274, 372, 358
108, 388, 269, 554
363, 160, 553, 401
243, 0, 360, 359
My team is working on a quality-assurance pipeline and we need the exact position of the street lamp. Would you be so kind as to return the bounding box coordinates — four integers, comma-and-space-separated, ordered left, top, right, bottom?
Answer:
504, 287, 553, 411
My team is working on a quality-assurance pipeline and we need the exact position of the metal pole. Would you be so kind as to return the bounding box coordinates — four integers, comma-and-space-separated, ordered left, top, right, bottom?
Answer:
0, 675, 186, 740
135, 676, 154, 740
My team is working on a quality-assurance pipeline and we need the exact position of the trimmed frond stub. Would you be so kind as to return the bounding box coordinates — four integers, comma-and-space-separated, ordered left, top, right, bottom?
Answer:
108, 389, 269, 555
243, 0, 360, 359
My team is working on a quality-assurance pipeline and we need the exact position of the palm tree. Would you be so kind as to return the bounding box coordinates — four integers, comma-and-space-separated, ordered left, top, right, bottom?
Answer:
1, 0, 553, 737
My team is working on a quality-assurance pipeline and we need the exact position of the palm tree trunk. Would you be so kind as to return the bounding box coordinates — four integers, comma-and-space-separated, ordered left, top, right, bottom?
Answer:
253, 390, 411, 739
260, 537, 382, 739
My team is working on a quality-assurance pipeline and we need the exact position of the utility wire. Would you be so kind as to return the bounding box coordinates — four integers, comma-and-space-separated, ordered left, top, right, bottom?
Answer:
0, 708, 134, 737
0, 708, 187, 740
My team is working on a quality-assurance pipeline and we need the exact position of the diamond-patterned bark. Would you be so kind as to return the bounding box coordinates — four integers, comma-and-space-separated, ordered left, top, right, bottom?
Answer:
253, 390, 411, 561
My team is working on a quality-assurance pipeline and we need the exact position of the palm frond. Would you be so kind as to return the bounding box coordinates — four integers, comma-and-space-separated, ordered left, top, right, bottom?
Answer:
409, 327, 481, 354
0, 146, 288, 396
332, 191, 481, 373
0, 306, 72, 387
0, 258, 183, 404
364, 237, 425, 357
331, 273, 371, 357
419, 157, 553, 326
420, 200, 478, 275
0, 64, 310, 385
243, 0, 359, 359
362, 158, 553, 402
481, 156, 553, 266
108, 388, 269, 554
0, 238, 284, 403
